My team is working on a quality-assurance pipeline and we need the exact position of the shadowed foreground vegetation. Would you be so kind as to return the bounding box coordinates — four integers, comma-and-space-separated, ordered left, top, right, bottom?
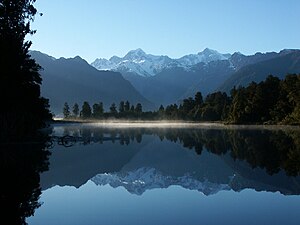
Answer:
0, 136, 51, 225
0, 0, 52, 141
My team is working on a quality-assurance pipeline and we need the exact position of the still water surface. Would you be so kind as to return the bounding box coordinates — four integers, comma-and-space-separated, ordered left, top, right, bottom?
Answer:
3, 123, 300, 225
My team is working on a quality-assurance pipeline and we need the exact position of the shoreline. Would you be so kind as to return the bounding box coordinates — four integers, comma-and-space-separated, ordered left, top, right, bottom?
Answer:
51, 119, 300, 130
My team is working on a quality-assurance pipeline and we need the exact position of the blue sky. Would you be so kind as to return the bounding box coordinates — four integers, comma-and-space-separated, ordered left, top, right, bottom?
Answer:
30, 0, 300, 62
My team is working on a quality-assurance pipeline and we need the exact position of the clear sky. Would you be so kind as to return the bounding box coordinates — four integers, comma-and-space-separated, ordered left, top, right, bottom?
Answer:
30, 0, 300, 63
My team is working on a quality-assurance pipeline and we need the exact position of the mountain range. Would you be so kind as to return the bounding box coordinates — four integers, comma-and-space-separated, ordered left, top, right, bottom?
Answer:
219, 50, 300, 92
91, 48, 300, 106
31, 48, 300, 115
30, 51, 154, 115
91, 48, 231, 77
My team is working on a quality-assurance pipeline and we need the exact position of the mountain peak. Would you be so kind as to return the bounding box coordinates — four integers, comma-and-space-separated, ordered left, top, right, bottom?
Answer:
279, 49, 299, 55
92, 48, 232, 76
231, 51, 244, 56
202, 48, 217, 53
199, 48, 226, 57
68, 55, 87, 63
29, 50, 56, 61
124, 48, 147, 60
74, 55, 84, 60
132, 48, 146, 54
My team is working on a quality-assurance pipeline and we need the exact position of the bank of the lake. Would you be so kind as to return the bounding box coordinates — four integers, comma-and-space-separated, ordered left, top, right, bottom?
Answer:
51, 119, 300, 131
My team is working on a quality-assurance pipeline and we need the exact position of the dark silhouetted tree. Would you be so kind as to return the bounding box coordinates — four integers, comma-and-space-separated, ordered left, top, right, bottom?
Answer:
179, 97, 195, 119
109, 103, 117, 115
119, 101, 125, 114
135, 103, 142, 114
72, 103, 79, 117
0, 138, 50, 224
279, 74, 300, 124
81, 101, 91, 118
165, 104, 178, 119
63, 102, 70, 118
0, 0, 52, 139
228, 87, 248, 124
158, 105, 165, 118
201, 92, 230, 121
124, 101, 130, 112
92, 102, 104, 118
195, 92, 203, 106
159, 105, 165, 112
130, 105, 135, 112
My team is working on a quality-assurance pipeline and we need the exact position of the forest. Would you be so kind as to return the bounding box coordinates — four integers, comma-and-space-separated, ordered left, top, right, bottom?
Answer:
63, 74, 300, 125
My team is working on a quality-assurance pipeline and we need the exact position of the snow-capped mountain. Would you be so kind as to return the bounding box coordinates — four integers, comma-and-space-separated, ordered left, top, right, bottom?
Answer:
91, 167, 231, 196
91, 48, 231, 77
177, 48, 231, 66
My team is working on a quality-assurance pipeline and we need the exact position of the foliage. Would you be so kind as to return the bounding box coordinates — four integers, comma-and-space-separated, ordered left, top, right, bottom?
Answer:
109, 103, 117, 115
135, 103, 142, 114
92, 102, 104, 118
228, 75, 300, 125
0, 135, 50, 224
124, 101, 130, 112
80, 101, 92, 118
72, 103, 79, 117
0, 0, 52, 140
63, 102, 70, 118
119, 101, 125, 114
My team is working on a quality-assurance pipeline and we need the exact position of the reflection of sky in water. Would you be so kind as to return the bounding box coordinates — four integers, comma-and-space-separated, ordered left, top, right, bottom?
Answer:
28, 181, 300, 225
27, 124, 300, 224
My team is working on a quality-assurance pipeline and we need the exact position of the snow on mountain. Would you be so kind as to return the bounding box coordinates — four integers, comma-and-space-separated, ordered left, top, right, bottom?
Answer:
177, 48, 230, 66
91, 48, 231, 77
91, 167, 231, 195
90, 58, 115, 70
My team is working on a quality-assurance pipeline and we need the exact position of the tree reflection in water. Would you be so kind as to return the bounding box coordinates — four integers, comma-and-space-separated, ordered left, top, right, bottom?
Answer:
57, 125, 300, 177
2, 125, 299, 224
0, 136, 51, 225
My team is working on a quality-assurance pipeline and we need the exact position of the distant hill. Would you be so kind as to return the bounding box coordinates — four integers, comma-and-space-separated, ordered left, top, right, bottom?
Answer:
122, 61, 235, 106
123, 67, 196, 106
219, 50, 300, 92
30, 51, 154, 116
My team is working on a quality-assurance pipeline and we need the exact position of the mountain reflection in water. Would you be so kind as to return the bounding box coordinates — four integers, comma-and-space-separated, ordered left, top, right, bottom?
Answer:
2, 123, 300, 225
42, 124, 300, 195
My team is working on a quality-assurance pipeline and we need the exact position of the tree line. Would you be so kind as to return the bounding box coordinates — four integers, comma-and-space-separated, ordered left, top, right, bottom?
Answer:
156, 74, 299, 125
63, 101, 144, 119
63, 74, 299, 125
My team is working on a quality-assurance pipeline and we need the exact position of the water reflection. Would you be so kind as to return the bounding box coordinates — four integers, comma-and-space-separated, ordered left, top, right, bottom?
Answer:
42, 124, 300, 196
54, 125, 300, 176
0, 135, 50, 225
3, 124, 299, 224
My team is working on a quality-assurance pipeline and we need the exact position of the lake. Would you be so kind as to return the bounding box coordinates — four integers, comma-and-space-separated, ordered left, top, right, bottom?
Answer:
2, 123, 300, 225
